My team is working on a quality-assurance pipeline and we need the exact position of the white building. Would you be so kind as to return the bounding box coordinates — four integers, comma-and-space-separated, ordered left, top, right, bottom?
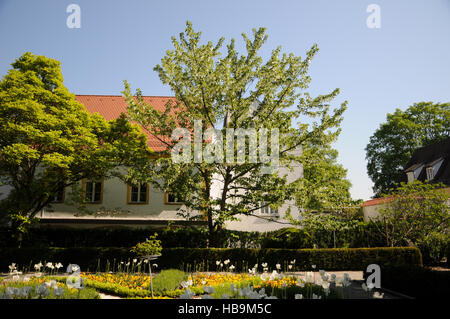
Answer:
7, 95, 303, 232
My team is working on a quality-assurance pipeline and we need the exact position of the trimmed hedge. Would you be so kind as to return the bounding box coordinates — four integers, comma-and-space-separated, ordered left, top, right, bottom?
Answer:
0, 247, 422, 273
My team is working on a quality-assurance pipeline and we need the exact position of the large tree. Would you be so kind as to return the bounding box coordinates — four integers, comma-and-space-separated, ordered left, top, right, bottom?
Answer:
365, 102, 450, 197
123, 22, 347, 246
0, 52, 150, 243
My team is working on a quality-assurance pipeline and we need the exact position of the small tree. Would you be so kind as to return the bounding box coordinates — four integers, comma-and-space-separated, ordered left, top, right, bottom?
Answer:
376, 181, 449, 247
130, 233, 163, 257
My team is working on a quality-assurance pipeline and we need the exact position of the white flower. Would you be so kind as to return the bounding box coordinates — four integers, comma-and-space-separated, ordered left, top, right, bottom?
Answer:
224, 259, 230, 265
305, 271, 315, 283
216, 260, 221, 266
311, 264, 316, 269
8, 263, 16, 271
269, 270, 279, 280
373, 291, 384, 299
260, 272, 270, 281
55, 263, 63, 269
133, 259, 137, 263
290, 259, 296, 264
262, 262, 268, 268
34, 262, 43, 271
294, 294, 304, 299
143, 259, 149, 263
46, 262, 53, 268
45, 280, 58, 289
321, 281, 330, 290
312, 293, 322, 299
288, 265, 293, 270
229, 265, 235, 271
152, 264, 158, 268
180, 279, 193, 289
335, 276, 344, 287
276, 264, 281, 270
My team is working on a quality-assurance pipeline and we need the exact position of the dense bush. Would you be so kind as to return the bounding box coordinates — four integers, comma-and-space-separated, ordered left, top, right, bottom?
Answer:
363, 266, 450, 299
0, 247, 422, 273
152, 269, 187, 294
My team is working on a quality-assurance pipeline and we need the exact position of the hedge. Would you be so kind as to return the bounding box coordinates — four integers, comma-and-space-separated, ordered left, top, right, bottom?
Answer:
0, 247, 422, 273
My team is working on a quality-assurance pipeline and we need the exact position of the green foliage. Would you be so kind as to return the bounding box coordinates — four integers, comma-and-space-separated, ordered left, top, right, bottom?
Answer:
152, 269, 187, 294
365, 101, 450, 196
295, 143, 357, 212
376, 181, 449, 247
130, 233, 163, 257
417, 231, 449, 266
84, 278, 152, 298
0, 52, 150, 241
123, 21, 347, 244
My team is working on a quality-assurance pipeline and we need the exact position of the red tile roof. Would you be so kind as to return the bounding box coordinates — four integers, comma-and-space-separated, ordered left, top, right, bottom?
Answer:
75, 95, 177, 152
361, 197, 393, 207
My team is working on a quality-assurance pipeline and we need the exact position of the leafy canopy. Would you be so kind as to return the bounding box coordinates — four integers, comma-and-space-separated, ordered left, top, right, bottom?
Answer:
376, 181, 449, 247
123, 22, 347, 243
0, 52, 150, 236
365, 102, 450, 197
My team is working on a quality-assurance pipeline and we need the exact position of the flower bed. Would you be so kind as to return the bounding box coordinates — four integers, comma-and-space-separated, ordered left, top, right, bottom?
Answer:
0, 276, 100, 299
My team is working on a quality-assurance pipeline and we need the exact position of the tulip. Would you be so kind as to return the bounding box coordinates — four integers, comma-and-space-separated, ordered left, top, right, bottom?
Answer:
373, 291, 384, 299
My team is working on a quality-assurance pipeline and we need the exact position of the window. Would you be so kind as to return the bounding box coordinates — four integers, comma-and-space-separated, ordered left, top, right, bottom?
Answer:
260, 201, 278, 215
49, 186, 65, 203
127, 183, 148, 204
165, 192, 183, 204
83, 179, 103, 203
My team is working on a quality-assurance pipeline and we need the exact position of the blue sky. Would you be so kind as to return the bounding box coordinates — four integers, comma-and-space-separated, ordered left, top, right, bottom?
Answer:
1, 0, 449, 200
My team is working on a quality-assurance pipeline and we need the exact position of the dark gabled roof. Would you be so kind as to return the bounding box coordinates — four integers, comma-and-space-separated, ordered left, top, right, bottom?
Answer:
402, 137, 450, 185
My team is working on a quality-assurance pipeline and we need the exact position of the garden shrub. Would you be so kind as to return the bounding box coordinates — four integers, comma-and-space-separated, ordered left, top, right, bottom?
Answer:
152, 269, 187, 294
